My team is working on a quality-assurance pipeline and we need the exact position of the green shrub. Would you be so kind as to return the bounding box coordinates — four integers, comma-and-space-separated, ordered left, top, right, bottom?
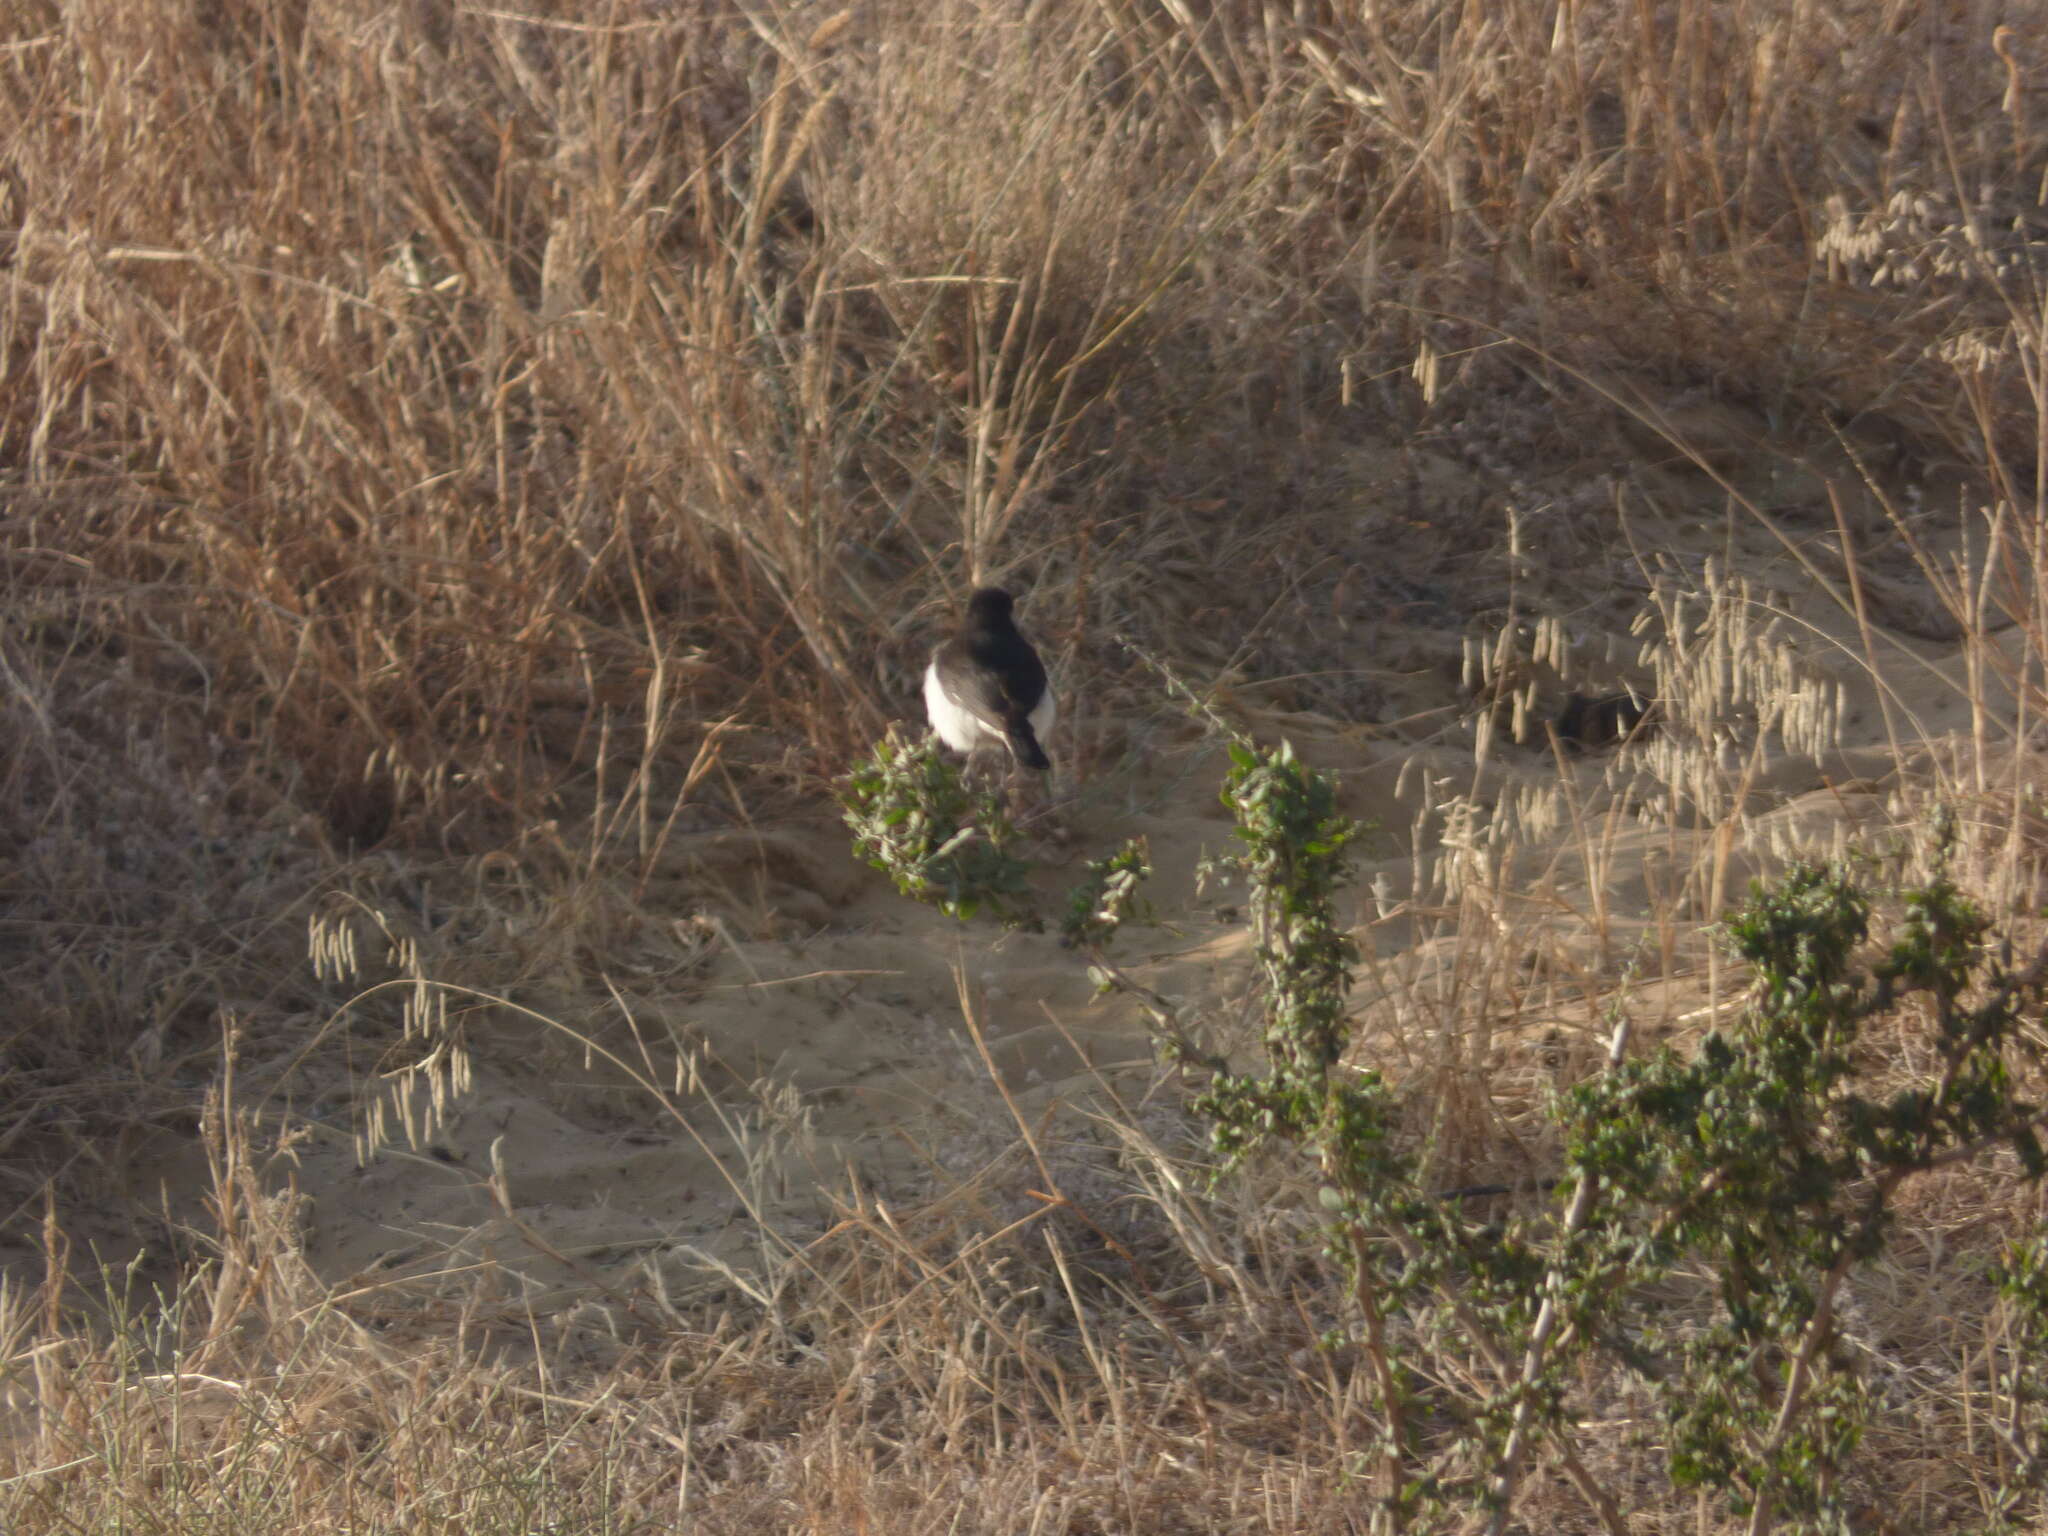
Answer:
842, 727, 1036, 927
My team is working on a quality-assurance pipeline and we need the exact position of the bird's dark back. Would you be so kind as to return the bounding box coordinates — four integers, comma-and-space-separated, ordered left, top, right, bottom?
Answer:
959, 612, 1043, 702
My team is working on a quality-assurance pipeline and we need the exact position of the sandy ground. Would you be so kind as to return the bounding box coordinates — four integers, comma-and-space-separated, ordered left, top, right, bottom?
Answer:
21, 398, 2035, 1341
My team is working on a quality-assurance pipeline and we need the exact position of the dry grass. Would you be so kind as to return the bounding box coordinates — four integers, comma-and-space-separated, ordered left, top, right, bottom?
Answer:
6, 0, 2048, 1530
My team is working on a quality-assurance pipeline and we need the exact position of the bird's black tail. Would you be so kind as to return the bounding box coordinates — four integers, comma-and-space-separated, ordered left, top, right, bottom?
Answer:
1003, 716, 1051, 771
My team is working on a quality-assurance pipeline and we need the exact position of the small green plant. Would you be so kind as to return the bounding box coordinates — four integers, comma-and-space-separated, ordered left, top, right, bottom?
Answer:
1182, 740, 1432, 1529
842, 727, 1036, 926
1218, 737, 1362, 1075
1061, 836, 1153, 955
1988, 1231, 2048, 1530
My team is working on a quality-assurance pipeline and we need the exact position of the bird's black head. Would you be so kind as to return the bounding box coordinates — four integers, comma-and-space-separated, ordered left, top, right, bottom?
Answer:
966, 587, 1016, 621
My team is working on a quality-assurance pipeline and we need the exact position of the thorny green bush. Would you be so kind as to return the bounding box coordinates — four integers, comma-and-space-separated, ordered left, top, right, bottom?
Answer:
1546, 864, 2048, 1532
1124, 737, 2048, 1535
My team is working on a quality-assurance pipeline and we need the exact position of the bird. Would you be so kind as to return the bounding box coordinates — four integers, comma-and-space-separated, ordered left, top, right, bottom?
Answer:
923, 586, 1054, 771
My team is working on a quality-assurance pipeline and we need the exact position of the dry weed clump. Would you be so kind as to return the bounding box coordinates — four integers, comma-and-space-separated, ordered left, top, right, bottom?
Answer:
0, 1061, 1405, 1535
6, 0, 2040, 843
0, 604, 336, 1252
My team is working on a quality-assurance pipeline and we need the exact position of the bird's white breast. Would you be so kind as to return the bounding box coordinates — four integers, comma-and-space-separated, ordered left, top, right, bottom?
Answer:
923, 659, 992, 752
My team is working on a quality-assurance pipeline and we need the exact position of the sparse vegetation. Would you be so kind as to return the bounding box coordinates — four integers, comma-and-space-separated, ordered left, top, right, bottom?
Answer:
1142, 733, 2048, 1532
955, 720, 2048, 1531
8, 0, 2048, 1531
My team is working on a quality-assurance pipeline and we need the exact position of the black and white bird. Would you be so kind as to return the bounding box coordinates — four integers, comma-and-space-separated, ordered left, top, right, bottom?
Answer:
923, 587, 1054, 771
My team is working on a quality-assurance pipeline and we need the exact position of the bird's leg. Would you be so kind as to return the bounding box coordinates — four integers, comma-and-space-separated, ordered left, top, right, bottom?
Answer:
1002, 759, 1071, 843
959, 743, 1003, 799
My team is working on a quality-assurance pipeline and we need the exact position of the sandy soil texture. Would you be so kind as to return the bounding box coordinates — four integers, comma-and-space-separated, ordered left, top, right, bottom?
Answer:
37, 400, 2015, 1352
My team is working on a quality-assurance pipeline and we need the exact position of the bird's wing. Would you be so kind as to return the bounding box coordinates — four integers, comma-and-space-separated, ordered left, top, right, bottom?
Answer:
932, 644, 1013, 725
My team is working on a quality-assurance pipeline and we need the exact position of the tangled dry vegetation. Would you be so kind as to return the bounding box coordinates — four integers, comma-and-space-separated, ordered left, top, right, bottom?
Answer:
5, 0, 2048, 1530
